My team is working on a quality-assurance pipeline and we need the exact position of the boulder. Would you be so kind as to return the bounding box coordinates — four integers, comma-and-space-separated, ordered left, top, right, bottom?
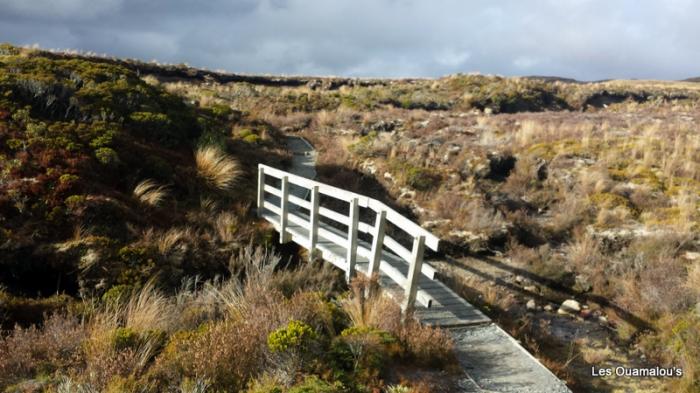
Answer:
558, 299, 582, 315
526, 299, 537, 311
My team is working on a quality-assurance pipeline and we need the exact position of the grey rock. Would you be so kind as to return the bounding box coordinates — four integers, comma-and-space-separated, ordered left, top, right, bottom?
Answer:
558, 299, 582, 315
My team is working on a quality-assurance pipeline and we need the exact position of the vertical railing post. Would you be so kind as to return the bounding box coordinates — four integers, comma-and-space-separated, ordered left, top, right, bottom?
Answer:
308, 185, 319, 261
257, 166, 265, 217
345, 197, 359, 282
402, 235, 425, 313
279, 176, 290, 243
368, 210, 386, 277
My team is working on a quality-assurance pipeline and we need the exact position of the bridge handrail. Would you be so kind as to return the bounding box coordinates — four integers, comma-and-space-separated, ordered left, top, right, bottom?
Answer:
257, 164, 441, 311
258, 164, 439, 250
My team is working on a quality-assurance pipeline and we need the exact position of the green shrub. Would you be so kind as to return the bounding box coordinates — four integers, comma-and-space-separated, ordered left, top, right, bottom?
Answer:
95, 147, 120, 166
348, 131, 378, 157
6, 138, 24, 150
405, 165, 439, 191
64, 194, 86, 209
110, 327, 167, 352
111, 327, 140, 350
243, 134, 261, 144
237, 128, 254, 138
129, 111, 175, 142
210, 104, 233, 118
59, 174, 79, 184
267, 320, 317, 353
331, 326, 396, 384
101, 284, 134, 305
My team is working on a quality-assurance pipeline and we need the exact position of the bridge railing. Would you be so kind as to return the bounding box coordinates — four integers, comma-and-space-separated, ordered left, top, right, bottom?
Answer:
257, 164, 439, 311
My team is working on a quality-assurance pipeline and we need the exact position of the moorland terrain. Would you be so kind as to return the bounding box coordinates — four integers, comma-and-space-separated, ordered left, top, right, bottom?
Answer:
1, 44, 699, 392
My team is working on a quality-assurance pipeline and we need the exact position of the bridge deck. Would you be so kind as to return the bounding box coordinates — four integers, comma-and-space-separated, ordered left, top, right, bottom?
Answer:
261, 207, 490, 327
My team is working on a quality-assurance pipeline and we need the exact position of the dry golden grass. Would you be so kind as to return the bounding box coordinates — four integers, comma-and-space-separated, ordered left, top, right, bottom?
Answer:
139, 227, 194, 256
579, 343, 614, 364
340, 275, 400, 330
79, 282, 179, 387
566, 233, 602, 272
195, 146, 242, 191
547, 195, 589, 234
124, 282, 177, 332
133, 179, 169, 207
686, 262, 700, 298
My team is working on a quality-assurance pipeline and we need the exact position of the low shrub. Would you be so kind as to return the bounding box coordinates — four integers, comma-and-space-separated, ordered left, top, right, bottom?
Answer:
267, 320, 317, 353
94, 147, 120, 166
397, 320, 456, 368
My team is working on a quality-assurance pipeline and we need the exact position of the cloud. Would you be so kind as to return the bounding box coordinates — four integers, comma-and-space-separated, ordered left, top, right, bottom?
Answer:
0, 0, 698, 80
2, 0, 121, 20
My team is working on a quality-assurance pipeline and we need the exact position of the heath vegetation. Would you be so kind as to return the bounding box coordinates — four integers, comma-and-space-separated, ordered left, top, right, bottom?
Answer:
2, 43, 700, 392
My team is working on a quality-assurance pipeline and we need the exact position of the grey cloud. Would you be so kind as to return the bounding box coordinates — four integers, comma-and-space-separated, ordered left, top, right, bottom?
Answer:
0, 0, 698, 80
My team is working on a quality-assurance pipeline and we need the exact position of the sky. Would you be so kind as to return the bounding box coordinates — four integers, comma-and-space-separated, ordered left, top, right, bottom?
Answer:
1, 0, 698, 80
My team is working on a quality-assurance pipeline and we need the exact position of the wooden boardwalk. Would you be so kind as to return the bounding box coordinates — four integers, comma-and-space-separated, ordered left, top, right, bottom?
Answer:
258, 161, 488, 326
259, 137, 572, 392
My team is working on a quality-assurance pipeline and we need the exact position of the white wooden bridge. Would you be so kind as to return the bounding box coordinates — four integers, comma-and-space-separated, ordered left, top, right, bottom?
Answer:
257, 137, 571, 392
257, 163, 489, 324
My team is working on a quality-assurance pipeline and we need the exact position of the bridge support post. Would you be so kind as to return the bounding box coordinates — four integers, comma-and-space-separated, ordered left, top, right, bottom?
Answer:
279, 176, 290, 243
256, 166, 265, 217
402, 235, 425, 313
368, 210, 386, 277
345, 197, 359, 282
309, 185, 319, 261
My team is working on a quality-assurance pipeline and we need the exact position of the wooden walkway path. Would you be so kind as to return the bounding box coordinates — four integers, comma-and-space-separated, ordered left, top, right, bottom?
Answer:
259, 136, 571, 392
258, 162, 489, 326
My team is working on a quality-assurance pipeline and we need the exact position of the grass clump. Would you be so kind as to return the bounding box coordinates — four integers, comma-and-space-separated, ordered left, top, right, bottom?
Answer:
195, 145, 242, 191
132, 179, 169, 207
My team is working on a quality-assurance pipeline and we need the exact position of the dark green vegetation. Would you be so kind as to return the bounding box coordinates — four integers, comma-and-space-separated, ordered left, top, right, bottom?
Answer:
0, 44, 285, 300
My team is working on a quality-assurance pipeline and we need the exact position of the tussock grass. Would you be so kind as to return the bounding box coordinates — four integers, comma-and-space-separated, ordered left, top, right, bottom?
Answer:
195, 145, 242, 191
340, 275, 400, 330
123, 281, 177, 332
133, 179, 169, 207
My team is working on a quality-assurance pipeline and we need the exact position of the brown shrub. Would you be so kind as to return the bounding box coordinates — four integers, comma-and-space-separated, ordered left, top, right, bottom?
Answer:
152, 288, 331, 391
503, 154, 542, 196
546, 194, 590, 235
0, 314, 86, 386
397, 319, 456, 368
